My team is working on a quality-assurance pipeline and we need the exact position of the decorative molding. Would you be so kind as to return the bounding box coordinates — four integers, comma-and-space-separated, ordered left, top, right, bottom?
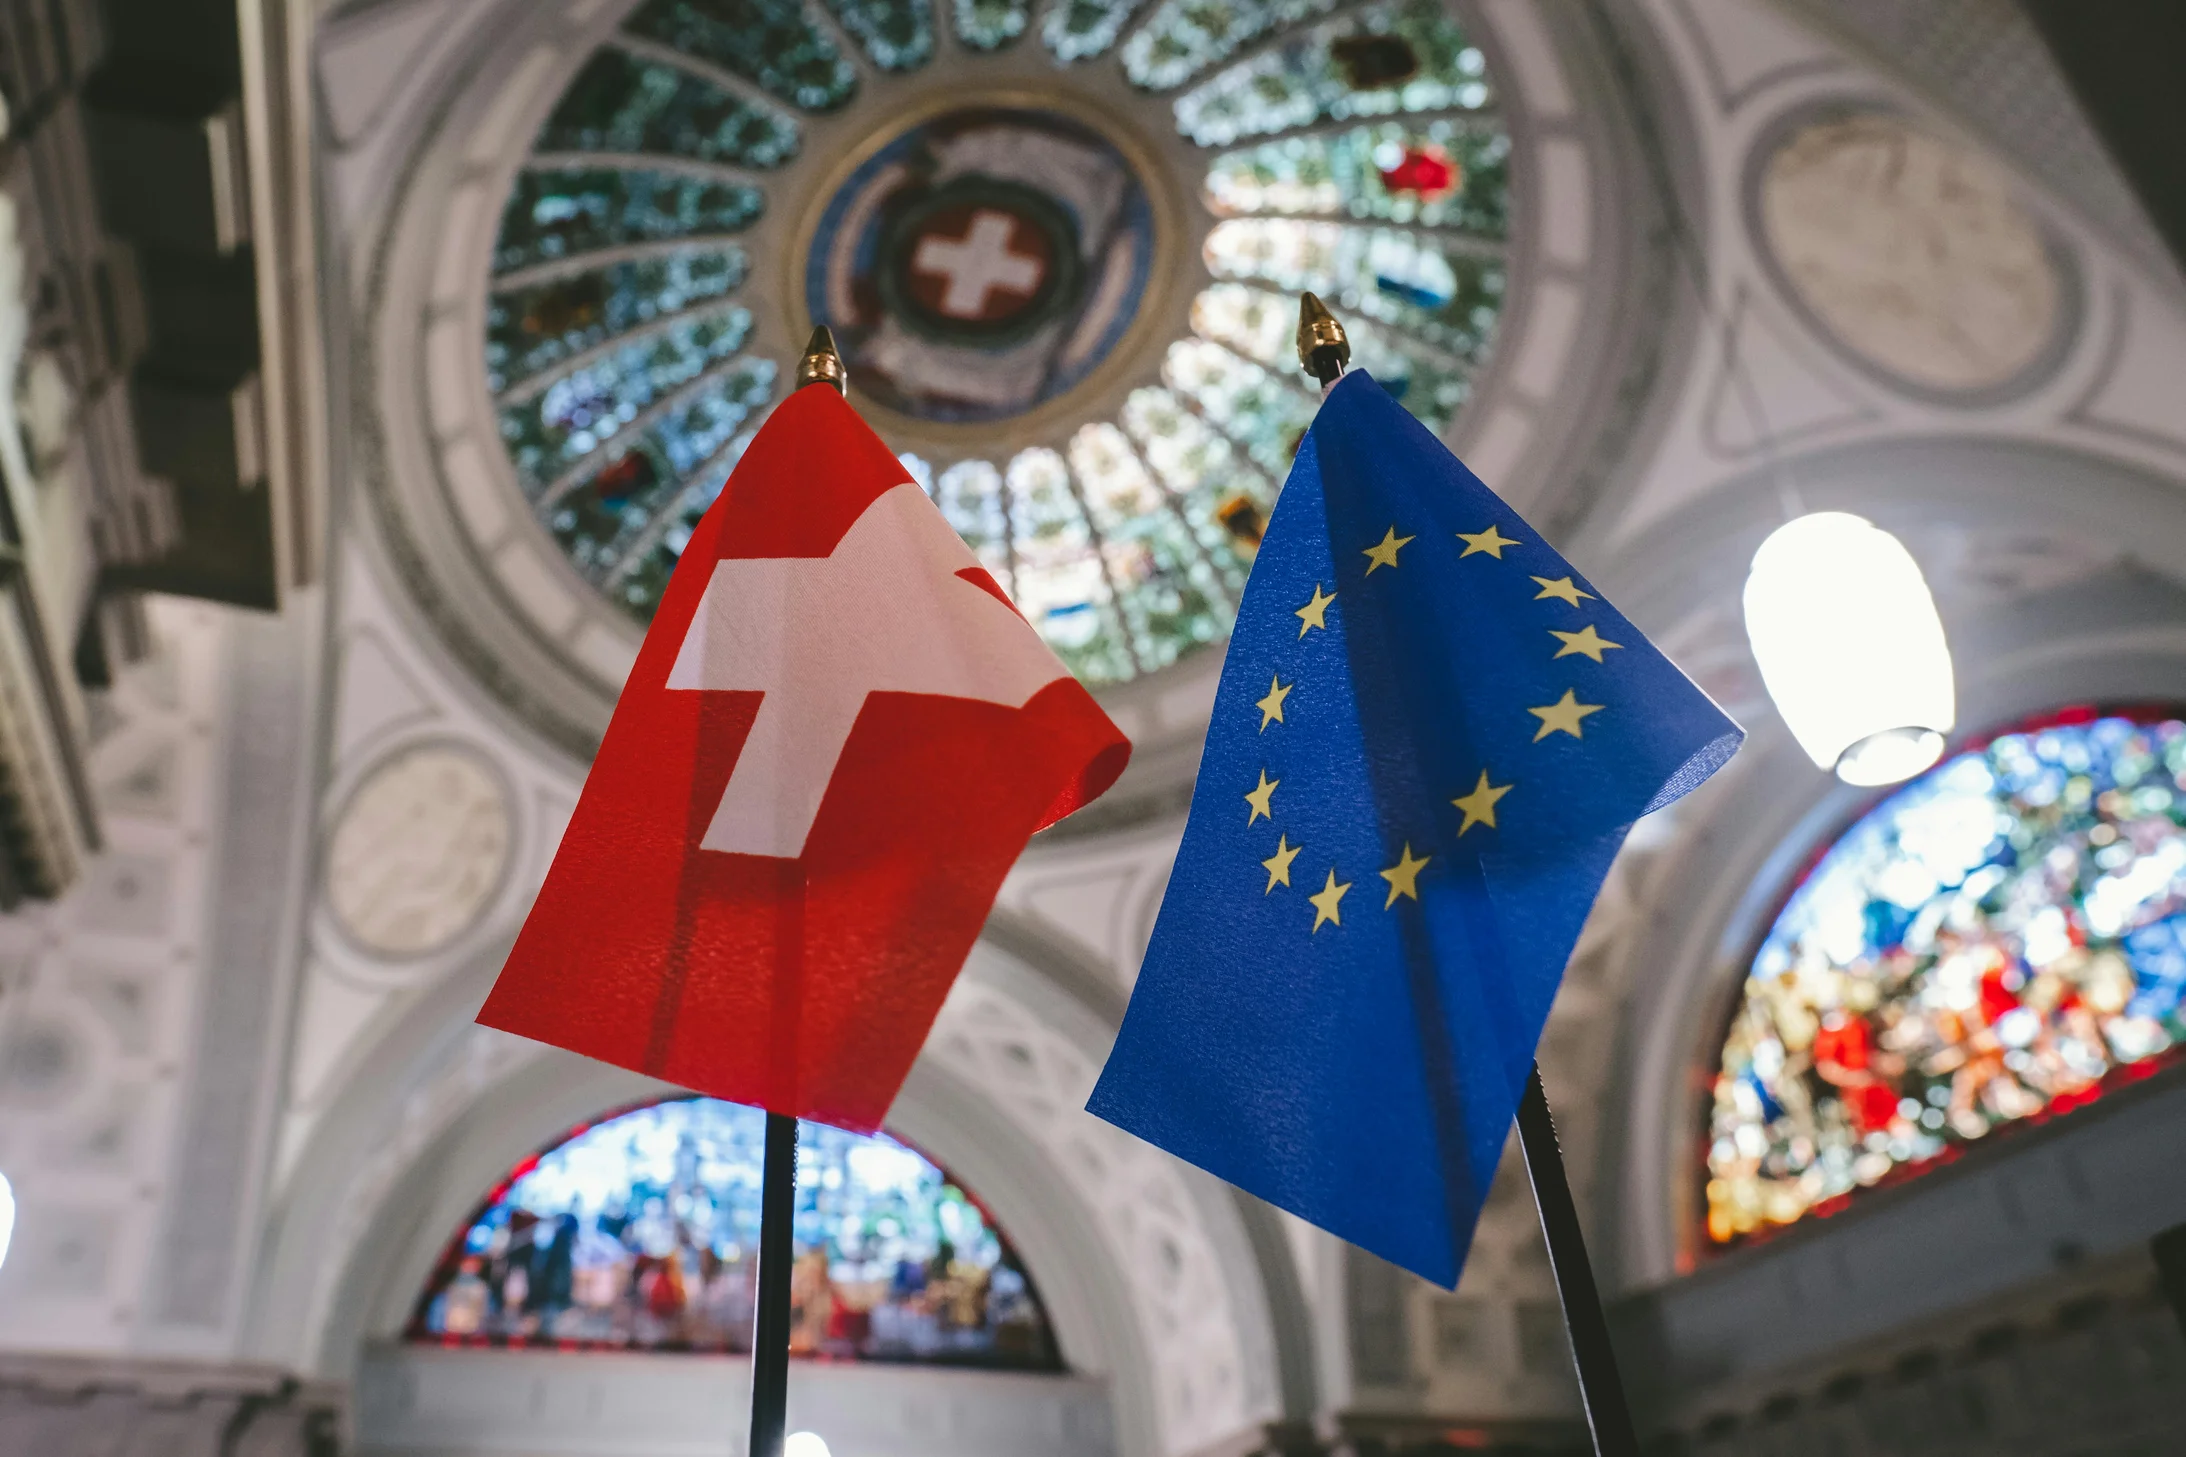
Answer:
328, 624, 439, 764
319, 0, 489, 149
1742, 103, 2082, 406
2062, 279, 2186, 462
1697, 285, 1873, 458
0, 1350, 342, 1456
357, 1342, 1112, 1457
322, 739, 514, 962
146, 607, 320, 1348
1666, 0, 1842, 113
922, 974, 1261, 1453
1525, 0, 1705, 549
1764, 0, 2180, 292
0, 604, 228, 1355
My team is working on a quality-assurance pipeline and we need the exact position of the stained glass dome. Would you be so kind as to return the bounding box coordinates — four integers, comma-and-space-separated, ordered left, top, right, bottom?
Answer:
408, 1096, 1060, 1367
1706, 710, 2186, 1248
487, 0, 1509, 684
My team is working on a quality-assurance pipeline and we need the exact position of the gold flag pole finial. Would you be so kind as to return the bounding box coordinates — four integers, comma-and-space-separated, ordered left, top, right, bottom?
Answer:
1296, 292, 1350, 388
795, 324, 848, 395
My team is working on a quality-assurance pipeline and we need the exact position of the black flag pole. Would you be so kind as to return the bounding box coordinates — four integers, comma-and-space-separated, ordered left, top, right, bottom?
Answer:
748, 1110, 799, 1457
1517, 1063, 1641, 1457
745, 329, 851, 1457
1292, 297, 1640, 1457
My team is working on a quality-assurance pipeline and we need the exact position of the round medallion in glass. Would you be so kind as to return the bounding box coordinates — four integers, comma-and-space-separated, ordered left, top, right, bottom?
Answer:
488, 0, 1510, 685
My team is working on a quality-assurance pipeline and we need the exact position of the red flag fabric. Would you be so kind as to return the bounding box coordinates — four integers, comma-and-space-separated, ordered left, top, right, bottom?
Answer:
478, 384, 1131, 1131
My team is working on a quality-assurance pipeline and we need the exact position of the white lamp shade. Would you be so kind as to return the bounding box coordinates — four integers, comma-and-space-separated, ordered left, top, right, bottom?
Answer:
784, 1435, 832, 1457
1742, 512, 1954, 786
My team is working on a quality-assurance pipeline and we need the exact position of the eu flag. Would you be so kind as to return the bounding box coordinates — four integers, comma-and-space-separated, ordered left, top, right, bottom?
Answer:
1087, 372, 1742, 1287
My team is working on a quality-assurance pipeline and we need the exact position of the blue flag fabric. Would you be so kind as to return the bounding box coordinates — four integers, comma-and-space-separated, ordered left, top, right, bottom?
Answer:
1086, 372, 1742, 1287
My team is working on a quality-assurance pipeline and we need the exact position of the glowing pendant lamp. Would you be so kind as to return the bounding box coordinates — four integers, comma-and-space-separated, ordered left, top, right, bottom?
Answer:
1742, 512, 1954, 786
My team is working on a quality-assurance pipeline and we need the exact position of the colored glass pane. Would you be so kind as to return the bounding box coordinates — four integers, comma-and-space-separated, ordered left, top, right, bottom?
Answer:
1187, 280, 1295, 369
548, 449, 678, 582
825, 0, 937, 71
608, 435, 752, 620
1172, 0, 1493, 147
1006, 448, 1136, 683
623, 0, 858, 112
407, 1097, 1060, 1366
641, 357, 777, 479
1123, 0, 1341, 92
1204, 121, 1508, 235
936, 459, 1015, 591
1119, 385, 1264, 585
1708, 713, 2186, 1248
499, 309, 754, 494
1161, 336, 1317, 477
494, 170, 763, 275
535, 50, 801, 167
954, 0, 1029, 49
549, 360, 773, 594
1068, 423, 1232, 668
1204, 216, 1503, 361
487, 0, 1515, 686
1189, 281, 1465, 433
1041, 0, 1144, 62
487, 249, 750, 395
1348, 325, 1468, 433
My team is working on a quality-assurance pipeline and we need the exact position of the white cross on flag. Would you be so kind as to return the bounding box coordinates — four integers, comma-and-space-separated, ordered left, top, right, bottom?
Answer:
479, 384, 1130, 1130
912, 210, 1044, 319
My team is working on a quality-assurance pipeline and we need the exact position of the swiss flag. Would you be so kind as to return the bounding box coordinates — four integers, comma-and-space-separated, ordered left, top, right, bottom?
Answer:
478, 384, 1131, 1131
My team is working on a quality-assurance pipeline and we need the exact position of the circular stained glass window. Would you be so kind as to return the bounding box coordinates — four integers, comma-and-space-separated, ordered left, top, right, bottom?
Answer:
486, 0, 1509, 685
1706, 711, 2186, 1248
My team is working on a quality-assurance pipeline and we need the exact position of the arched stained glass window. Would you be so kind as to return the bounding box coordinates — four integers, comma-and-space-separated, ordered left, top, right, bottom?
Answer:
1707, 710, 2186, 1248
486, 0, 1510, 684
407, 1097, 1062, 1369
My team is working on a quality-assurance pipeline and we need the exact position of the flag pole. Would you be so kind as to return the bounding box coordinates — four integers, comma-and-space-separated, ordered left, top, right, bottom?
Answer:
748, 1110, 799, 1457
1516, 1063, 1641, 1457
1292, 298, 1640, 1457
745, 327, 850, 1457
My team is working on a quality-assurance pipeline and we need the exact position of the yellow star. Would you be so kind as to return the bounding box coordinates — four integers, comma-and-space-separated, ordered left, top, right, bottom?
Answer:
1255, 675, 1292, 731
1379, 843, 1431, 908
1451, 771, 1513, 835
1244, 769, 1279, 824
1549, 624, 1623, 663
1531, 575, 1594, 607
1261, 834, 1301, 893
1308, 869, 1351, 932
1529, 689, 1605, 742
1457, 524, 1521, 559
1362, 527, 1413, 574
1295, 584, 1336, 636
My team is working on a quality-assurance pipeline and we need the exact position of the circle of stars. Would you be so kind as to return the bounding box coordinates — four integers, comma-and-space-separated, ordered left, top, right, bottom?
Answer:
1239, 515, 1628, 934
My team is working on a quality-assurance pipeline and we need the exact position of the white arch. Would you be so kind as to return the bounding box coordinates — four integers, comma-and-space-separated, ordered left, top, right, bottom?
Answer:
1579, 434, 2186, 1292
247, 921, 1312, 1455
